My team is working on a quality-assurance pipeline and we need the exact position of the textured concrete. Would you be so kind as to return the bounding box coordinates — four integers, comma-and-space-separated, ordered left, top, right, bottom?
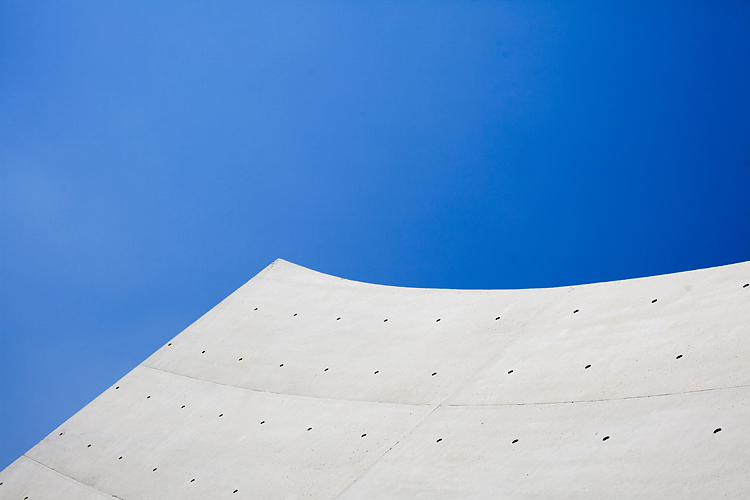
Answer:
1, 259, 749, 499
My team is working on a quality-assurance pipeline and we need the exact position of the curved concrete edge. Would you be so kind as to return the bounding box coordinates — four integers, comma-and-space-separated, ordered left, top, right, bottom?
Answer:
144, 259, 750, 405
1, 259, 749, 499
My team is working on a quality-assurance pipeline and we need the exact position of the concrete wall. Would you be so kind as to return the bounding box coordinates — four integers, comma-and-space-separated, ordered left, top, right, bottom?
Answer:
2, 259, 749, 499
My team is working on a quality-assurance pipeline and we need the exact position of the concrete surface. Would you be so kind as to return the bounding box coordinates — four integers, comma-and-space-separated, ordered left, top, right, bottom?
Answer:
1, 259, 749, 499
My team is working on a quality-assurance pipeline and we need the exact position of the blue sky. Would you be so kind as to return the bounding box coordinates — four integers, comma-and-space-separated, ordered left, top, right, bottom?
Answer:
1, 1, 748, 470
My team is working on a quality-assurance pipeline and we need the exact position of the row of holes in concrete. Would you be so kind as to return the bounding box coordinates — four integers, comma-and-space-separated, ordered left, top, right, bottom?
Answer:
4, 425, 731, 495
111, 347, 685, 402
60, 424, 728, 458
506, 353, 685, 375
166, 291, 747, 352
158, 351, 685, 377
253, 306, 497, 323
435, 427, 723, 444
248, 293, 731, 321
67, 403, 724, 447
63, 410, 369, 436
162, 288, 750, 353
172, 356, 440, 376
250, 290, 750, 321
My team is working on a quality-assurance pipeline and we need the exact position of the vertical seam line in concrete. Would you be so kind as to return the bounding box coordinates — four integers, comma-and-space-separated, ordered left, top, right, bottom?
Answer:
333, 295, 563, 498
21, 455, 115, 499
331, 403, 443, 500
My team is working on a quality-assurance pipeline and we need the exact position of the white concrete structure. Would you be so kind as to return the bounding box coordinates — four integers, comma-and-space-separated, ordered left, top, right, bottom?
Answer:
2, 259, 749, 499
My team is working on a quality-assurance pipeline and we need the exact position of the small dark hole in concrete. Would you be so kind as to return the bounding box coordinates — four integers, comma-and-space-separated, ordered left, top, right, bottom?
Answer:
676, 354, 683, 359
168, 343, 172, 346
508, 370, 513, 374
714, 428, 722, 433
324, 368, 329, 371
337, 317, 341, 320
233, 490, 238, 494
219, 414, 223, 417
573, 309, 579, 313
374, 370, 379, 374
652, 299, 658, 303
512, 439, 518, 444
191, 479, 195, 482
116, 387, 119, 390
495, 317, 500, 320
87, 444, 91, 447
361, 434, 367, 437
260, 421, 265, 424
432, 372, 437, 376
201, 351, 205, 354
147, 396, 151, 399
59, 432, 63, 436
119, 457, 122, 460
384, 319, 388, 322
181, 405, 185, 408
293, 313, 297, 316
436, 438, 442, 443
153, 468, 157, 471
602, 436, 610, 441
254, 307, 258, 310
239, 358, 243, 361
585, 365, 591, 369
436, 318, 441, 322
743, 284, 748, 288
279, 364, 284, 367
307, 427, 312, 431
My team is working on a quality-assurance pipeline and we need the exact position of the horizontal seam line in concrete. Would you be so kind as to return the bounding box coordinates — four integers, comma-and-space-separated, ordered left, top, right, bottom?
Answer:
445, 383, 750, 407
141, 363, 434, 407
21, 455, 114, 499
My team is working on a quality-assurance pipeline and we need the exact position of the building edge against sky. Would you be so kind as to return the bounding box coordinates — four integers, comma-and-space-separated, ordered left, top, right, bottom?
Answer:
1, 259, 749, 499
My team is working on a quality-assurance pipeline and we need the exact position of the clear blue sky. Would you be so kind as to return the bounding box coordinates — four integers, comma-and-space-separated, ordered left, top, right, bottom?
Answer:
1, 1, 748, 470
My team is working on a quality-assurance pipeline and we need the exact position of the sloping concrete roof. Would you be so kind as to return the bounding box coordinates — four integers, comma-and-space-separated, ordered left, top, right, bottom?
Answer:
2, 259, 749, 499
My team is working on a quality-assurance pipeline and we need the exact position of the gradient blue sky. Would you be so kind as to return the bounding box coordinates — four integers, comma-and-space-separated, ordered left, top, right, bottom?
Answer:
1, 1, 749, 470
